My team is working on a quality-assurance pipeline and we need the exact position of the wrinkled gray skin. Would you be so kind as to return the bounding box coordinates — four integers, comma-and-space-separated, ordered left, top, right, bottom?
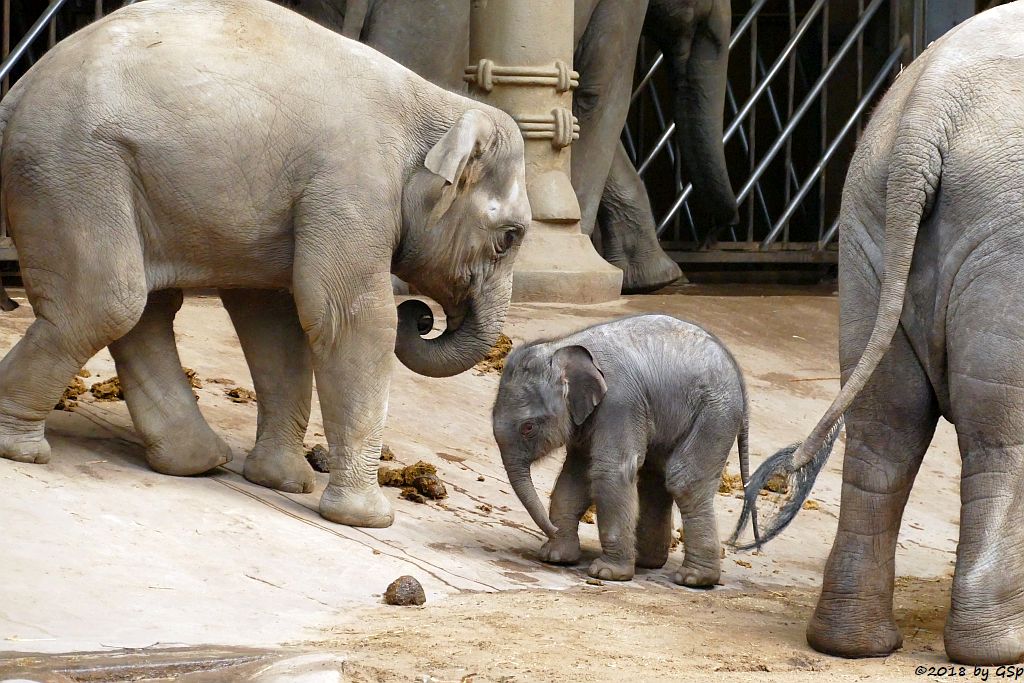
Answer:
0, 0, 530, 528
285, 0, 735, 293
492, 315, 750, 586
732, 5, 1024, 665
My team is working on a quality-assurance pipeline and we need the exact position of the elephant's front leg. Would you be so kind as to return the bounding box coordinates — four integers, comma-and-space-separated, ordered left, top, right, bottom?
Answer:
539, 445, 592, 565
293, 269, 396, 527
110, 290, 234, 476
588, 432, 643, 581
220, 289, 314, 494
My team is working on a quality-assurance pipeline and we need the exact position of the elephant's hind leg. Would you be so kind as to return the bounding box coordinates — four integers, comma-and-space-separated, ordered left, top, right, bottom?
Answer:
943, 277, 1024, 665
807, 242, 938, 658
221, 289, 314, 494
665, 420, 732, 588
0, 182, 147, 464
109, 289, 233, 476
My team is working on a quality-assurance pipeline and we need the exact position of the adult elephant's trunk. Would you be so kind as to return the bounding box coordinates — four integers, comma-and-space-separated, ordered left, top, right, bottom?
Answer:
505, 460, 557, 538
657, 0, 738, 228
394, 278, 510, 378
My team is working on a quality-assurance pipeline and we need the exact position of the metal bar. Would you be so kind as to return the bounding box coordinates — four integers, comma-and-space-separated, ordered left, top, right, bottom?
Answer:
646, 73, 675, 165
630, 51, 663, 104
48, 12, 57, 48
726, 82, 774, 235
762, 38, 908, 249
735, 0, 889, 206
2, 0, 9, 94
729, 0, 771, 51
817, 0, 830, 244
637, 124, 674, 176
746, 11, 757, 244
723, 0, 828, 147
819, 215, 841, 248
755, 53, 801, 195
782, 0, 797, 247
0, 0, 69, 85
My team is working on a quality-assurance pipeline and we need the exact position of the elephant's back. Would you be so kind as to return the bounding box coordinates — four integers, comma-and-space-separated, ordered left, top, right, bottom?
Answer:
3, 0, 436, 145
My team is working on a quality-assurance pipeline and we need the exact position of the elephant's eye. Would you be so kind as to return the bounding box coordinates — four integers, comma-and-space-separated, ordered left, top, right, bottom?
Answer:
495, 227, 520, 255
519, 421, 536, 438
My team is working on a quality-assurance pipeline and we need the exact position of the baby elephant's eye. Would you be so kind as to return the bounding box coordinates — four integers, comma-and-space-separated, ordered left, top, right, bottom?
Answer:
519, 421, 536, 438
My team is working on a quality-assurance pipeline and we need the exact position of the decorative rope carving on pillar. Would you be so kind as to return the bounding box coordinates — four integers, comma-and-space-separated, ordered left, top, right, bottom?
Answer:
513, 109, 580, 148
464, 59, 579, 93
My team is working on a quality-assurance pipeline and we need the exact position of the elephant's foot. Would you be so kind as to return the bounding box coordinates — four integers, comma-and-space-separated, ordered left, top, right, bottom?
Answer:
244, 445, 315, 494
806, 592, 902, 658
588, 555, 634, 581
671, 557, 719, 588
0, 418, 50, 464
0, 433, 51, 464
539, 536, 582, 565
945, 573, 1024, 665
945, 621, 1024, 666
319, 483, 394, 528
146, 425, 233, 476
618, 250, 683, 295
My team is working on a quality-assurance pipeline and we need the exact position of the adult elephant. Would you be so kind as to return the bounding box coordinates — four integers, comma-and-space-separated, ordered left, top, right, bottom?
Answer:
283, 0, 736, 293
731, 4, 1024, 666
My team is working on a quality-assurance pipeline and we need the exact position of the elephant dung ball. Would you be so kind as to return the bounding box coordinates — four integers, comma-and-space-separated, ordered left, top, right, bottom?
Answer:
380, 444, 396, 461
55, 376, 88, 411
305, 444, 330, 473
384, 575, 426, 606
90, 376, 124, 401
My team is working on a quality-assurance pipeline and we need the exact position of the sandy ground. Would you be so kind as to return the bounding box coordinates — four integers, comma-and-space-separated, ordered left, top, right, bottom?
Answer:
0, 284, 966, 681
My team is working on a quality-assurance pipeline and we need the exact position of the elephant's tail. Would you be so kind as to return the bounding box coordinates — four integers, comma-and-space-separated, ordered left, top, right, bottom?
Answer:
735, 384, 759, 546
730, 100, 946, 550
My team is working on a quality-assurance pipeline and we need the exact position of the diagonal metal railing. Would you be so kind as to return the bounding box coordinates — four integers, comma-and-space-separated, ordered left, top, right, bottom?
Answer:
625, 0, 920, 264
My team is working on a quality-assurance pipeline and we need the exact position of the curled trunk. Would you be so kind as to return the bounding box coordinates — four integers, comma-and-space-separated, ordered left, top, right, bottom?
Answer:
394, 277, 511, 378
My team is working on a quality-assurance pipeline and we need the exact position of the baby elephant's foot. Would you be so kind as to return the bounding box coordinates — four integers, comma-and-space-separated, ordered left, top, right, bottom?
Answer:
0, 431, 51, 464
539, 537, 582, 565
146, 423, 233, 476
320, 483, 394, 528
588, 555, 635, 581
671, 560, 720, 588
244, 445, 315, 494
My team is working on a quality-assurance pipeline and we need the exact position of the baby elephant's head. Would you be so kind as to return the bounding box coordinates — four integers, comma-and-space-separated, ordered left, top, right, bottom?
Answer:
394, 108, 530, 379
492, 343, 607, 537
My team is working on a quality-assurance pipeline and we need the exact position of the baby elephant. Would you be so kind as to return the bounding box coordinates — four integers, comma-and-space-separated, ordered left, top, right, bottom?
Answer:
492, 315, 752, 586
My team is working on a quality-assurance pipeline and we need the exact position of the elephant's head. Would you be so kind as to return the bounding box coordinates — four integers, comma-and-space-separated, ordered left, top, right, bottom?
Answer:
394, 108, 530, 378
492, 343, 607, 537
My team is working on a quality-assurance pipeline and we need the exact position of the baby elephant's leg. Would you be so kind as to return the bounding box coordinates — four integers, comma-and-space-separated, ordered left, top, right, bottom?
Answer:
540, 446, 591, 565
588, 432, 645, 581
666, 423, 732, 588
635, 464, 674, 569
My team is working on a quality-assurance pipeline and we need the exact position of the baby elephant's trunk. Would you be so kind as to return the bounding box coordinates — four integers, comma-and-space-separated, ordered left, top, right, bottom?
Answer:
507, 463, 558, 538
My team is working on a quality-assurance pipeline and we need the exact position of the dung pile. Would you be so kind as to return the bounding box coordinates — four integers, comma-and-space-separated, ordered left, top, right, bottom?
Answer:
305, 444, 330, 473
183, 367, 203, 389
90, 376, 124, 401
55, 376, 88, 411
384, 575, 426, 606
474, 334, 513, 374
378, 460, 447, 503
225, 387, 256, 403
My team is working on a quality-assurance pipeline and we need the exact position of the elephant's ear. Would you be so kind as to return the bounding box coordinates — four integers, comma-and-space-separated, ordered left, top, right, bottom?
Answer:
552, 345, 607, 426
425, 109, 495, 185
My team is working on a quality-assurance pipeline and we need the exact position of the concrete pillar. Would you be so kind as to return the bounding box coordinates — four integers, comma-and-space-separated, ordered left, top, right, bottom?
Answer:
466, 0, 622, 304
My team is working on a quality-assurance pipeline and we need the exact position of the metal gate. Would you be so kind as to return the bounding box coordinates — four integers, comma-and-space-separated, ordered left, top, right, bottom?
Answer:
626, 0, 1007, 266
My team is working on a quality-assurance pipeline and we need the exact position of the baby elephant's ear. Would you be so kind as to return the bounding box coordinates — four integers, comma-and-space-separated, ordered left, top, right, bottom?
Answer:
425, 109, 495, 186
553, 345, 607, 426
